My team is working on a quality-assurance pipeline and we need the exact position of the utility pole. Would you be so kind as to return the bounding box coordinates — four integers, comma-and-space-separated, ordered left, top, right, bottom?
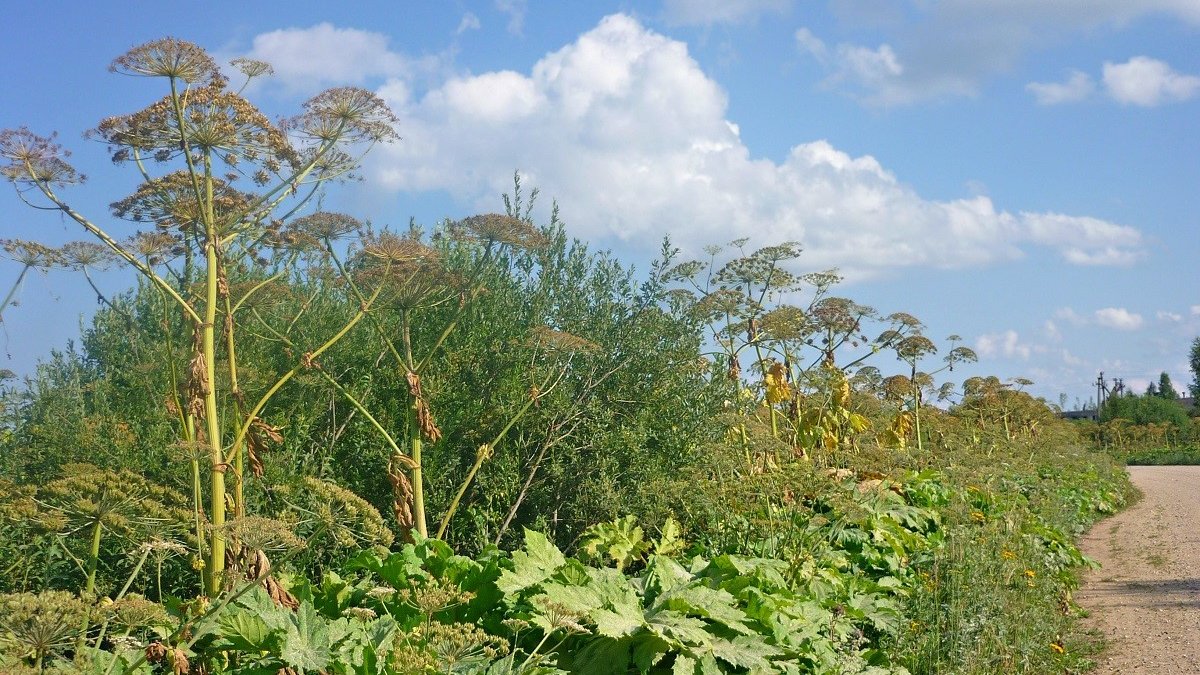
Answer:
1096, 372, 1106, 412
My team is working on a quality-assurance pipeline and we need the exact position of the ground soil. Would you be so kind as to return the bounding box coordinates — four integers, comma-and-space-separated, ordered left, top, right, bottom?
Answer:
1077, 465, 1200, 674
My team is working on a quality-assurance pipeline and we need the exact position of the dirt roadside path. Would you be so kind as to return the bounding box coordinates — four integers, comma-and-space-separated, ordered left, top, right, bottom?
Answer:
1077, 465, 1200, 674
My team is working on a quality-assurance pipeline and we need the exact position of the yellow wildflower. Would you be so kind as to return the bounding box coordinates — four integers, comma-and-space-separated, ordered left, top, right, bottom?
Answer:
1050, 642, 1065, 654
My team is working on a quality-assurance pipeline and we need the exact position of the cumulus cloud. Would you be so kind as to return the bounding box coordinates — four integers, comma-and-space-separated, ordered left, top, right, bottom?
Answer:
1193, 305, 1200, 315
244, 17, 1145, 275
801, 2, 1200, 105
1094, 307, 1144, 330
975, 330, 1032, 360
663, 0, 792, 25
1020, 212, 1143, 265
1026, 70, 1094, 104
239, 23, 443, 93
1103, 56, 1200, 106
1157, 310, 1183, 322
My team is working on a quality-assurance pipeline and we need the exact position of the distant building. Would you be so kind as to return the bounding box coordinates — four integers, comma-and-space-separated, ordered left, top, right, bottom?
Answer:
1061, 409, 1098, 421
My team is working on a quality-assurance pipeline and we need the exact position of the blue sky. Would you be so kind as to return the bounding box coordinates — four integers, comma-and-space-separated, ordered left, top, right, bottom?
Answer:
0, 0, 1197, 406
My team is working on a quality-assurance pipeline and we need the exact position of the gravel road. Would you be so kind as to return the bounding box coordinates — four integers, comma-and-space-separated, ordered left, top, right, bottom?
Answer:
1078, 465, 1200, 674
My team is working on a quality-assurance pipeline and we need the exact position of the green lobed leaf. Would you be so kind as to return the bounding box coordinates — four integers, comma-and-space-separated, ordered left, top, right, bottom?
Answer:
281, 602, 333, 672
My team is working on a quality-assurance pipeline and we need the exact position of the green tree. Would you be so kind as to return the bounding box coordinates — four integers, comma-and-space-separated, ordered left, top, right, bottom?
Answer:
1101, 394, 1189, 430
1189, 336, 1200, 401
1157, 371, 1179, 400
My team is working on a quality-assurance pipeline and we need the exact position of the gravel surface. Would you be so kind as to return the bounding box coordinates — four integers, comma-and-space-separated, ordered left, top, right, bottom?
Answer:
1078, 466, 1200, 674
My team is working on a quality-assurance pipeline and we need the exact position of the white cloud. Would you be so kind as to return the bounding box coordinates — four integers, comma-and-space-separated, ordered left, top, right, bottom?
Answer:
238, 23, 450, 94
495, 0, 527, 36
794, 27, 827, 60
1157, 310, 1183, 322
1026, 70, 1094, 104
1192, 305, 1200, 315
1044, 320, 1062, 341
1103, 56, 1200, 106
1061, 349, 1084, 366
803, 2, 1200, 106
1020, 212, 1143, 265
1055, 307, 1087, 325
345, 15, 1147, 273
976, 330, 1032, 360
1094, 307, 1144, 330
663, 0, 792, 25
456, 12, 481, 34
835, 42, 904, 85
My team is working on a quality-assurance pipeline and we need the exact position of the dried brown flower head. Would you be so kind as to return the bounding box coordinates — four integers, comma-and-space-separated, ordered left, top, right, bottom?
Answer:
288, 211, 362, 241
0, 128, 83, 186
530, 326, 601, 355
895, 335, 937, 362
1, 239, 63, 269
452, 213, 548, 250
214, 515, 305, 553
59, 241, 116, 270
109, 37, 220, 83
230, 57, 273, 80
111, 171, 256, 236
292, 87, 400, 144
759, 305, 811, 342
126, 231, 182, 263
810, 297, 873, 335
94, 83, 296, 172
360, 232, 438, 264
882, 375, 912, 402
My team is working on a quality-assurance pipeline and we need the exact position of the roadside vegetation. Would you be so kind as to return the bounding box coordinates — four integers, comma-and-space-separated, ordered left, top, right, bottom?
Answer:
1078, 379, 1200, 466
0, 39, 1136, 674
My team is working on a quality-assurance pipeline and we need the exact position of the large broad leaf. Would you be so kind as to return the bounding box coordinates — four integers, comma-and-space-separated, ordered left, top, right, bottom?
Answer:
709, 634, 783, 671
671, 654, 697, 675
336, 616, 398, 675
497, 529, 566, 595
593, 607, 644, 639
569, 636, 633, 675
217, 611, 276, 651
233, 585, 294, 632
642, 555, 695, 605
646, 610, 712, 648
281, 602, 333, 673
656, 585, 754, 636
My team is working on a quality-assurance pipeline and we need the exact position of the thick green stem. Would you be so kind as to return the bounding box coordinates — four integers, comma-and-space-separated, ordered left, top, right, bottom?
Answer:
400, 310, 427, 538
911, 364, 924, 453
224, 292, 246, 521
202, 156, 227, 597
83, 517, 103, 598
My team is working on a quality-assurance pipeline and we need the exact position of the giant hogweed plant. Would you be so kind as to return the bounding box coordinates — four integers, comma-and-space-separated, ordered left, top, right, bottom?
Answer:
664, 240, 940, 463
0, 38, 404, 596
